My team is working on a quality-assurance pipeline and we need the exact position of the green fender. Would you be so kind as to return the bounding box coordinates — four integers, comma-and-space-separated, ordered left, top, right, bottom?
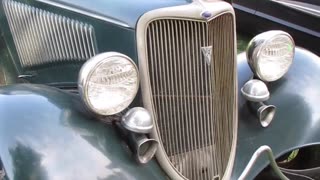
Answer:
232, 47, 320, 179
0, 84, 166, 180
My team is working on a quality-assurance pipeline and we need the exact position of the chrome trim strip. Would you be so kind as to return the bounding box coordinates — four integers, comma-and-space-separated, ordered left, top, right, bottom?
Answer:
232, 3, 256, 14
239, 146, 289, 180
35, 0, 130, 28
271, 0, 320, 18
136, 1, 238, 180
255, 11, 320, 38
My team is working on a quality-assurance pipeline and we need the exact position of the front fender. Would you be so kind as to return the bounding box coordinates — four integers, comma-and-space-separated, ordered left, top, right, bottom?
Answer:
232, 47, 320, 179
0, 84, 166, 180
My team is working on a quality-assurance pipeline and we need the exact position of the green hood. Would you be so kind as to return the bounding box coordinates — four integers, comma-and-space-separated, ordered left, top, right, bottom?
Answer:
45, 0, 191, 28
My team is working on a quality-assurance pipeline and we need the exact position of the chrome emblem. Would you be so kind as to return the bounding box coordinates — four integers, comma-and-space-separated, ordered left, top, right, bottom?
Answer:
201, 11, 212, 19
201, 46, 213, 65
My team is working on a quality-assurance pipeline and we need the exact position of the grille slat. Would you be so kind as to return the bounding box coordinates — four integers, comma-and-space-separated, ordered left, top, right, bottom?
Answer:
42, 11, 53, 61
174, 20, 183, 167
146, 14, 235, 180
3, 0, 97, 67
208, 20, 219, 176
190, 21, 199, 178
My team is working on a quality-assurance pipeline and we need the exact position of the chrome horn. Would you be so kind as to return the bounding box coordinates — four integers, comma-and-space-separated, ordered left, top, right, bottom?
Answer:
241, 79, 276, 127
127, 133, 158, 164
117, 107, 158, 164
251, 102, 276, 127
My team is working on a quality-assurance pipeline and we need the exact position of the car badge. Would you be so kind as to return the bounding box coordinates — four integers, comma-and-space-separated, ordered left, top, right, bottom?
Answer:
201, 46, 213, 65
201, 11, 212, 19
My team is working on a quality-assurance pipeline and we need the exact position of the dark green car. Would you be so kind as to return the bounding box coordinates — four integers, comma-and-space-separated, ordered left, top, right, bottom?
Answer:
0, 0, 320, 179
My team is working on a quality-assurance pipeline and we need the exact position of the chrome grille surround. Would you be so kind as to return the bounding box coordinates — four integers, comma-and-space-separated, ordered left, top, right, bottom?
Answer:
137, 1, 237, 180
3, 0, 97, 68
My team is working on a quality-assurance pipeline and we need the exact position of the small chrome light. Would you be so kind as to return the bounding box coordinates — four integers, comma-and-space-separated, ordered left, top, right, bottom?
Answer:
247, 30, 295, 82
121, 107, 154, 134
78, 52, 139, 116
241, 79, 270, 102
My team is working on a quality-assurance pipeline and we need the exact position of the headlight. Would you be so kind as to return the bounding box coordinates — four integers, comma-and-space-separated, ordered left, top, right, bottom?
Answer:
247, 30, 295, 82
78, 52, 139, 116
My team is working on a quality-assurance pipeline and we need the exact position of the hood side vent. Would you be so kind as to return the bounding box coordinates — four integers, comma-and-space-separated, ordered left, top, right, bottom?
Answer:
3, 0, 97, 68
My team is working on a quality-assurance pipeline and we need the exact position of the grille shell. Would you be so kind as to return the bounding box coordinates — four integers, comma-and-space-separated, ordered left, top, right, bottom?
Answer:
137, 2, 238, 180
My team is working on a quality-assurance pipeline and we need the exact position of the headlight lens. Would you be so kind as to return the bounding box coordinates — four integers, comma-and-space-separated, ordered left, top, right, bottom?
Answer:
247, 31, 295, 82
78, 52, 139, 116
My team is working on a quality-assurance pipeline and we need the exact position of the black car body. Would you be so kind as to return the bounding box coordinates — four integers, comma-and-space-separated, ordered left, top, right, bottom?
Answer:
233, 0, 320, 55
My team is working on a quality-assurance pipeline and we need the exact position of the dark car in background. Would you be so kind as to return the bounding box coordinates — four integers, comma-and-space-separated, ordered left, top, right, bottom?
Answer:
233, 0, 320, 55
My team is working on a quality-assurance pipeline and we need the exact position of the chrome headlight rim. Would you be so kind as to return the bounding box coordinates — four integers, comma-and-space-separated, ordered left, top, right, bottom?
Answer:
246, 30, 295, 82
78, 52, 139, 116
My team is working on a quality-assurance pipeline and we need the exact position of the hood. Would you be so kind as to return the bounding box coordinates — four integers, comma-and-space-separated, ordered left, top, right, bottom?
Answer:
42, 0, 191, 28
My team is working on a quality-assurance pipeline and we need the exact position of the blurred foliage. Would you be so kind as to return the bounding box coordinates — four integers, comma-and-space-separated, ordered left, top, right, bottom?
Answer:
10, 143, 48, 180
237, 33, 252, 53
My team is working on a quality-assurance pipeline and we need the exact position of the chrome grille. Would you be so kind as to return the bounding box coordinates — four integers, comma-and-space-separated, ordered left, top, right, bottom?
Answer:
146, 14, 236, 180
3, 0, 97, 67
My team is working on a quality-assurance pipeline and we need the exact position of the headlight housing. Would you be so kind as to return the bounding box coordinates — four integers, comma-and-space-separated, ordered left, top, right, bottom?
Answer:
78, 52, 139, 116
247, 30, 295, 82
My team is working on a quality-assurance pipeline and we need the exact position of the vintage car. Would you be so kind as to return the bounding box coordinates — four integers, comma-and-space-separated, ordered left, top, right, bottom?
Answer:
233, 0, 320, 55
0, 0, 320, 179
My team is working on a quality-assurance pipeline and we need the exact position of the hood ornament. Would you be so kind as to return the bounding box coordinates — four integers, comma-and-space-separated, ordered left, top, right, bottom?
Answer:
201, 46, 213, 65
